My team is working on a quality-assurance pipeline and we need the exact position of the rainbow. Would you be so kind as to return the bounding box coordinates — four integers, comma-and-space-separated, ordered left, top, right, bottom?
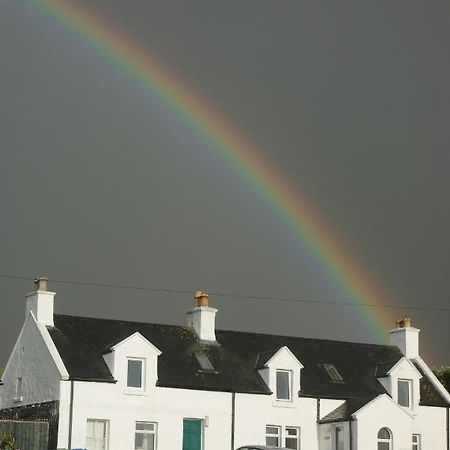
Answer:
27, 0, 398, 343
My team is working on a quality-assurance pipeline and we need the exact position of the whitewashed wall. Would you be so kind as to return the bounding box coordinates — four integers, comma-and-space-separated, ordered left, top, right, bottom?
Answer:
0, 314, 65, 409
233, 392, 317, 449
353, 394, 449, 450
59, 381, 233, 450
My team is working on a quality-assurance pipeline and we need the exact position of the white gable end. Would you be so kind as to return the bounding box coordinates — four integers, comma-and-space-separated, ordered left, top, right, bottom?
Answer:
0, 312, 68, 409
102, 332, 161, 393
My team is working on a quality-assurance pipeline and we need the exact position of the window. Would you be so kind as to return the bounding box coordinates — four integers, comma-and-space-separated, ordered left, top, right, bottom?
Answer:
127, 359, 144, 389
412, 434, 421, 450
285, 426, 300, 450
86, 419, 109, 450
398, 379, 412, 407
377, 427, 392, 450
266, 425, 281, 446
266, 425, 300, 449
335, 426, 344, 450
322, 364, 344, 383
276, 370, 292, 400
14, 377, 23, 402
135, 422, 157, 450
194, 353, 215, 371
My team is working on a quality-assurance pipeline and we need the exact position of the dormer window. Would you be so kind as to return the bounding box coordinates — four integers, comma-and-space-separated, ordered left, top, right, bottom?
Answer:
194, 353, 215, 372
127, 358, 144, 389
398, 379, 412, 407
276, 369, 292, 400
322, 364, 344, 383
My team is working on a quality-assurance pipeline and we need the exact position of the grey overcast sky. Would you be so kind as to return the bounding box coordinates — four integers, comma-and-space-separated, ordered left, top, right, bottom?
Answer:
0, 1, 449, 367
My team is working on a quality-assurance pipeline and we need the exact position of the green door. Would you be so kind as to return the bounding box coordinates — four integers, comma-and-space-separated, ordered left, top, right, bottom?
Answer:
183, 419, 202, 450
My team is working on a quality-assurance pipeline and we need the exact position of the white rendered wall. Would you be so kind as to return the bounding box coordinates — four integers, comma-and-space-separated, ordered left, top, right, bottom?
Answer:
353, 394, 448, 450
233, 392, 318, 449
0, 314, 64, 409
318, 421, 351, 450
354, 395, 411, 450
63, 381, 232, 450
413, 405, 448, 450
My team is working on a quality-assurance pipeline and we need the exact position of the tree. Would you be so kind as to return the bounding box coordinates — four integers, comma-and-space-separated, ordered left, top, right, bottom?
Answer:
433, 366, 450, 393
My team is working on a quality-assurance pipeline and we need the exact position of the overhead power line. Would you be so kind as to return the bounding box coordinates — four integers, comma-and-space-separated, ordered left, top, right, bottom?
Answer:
0, 274, 449, 312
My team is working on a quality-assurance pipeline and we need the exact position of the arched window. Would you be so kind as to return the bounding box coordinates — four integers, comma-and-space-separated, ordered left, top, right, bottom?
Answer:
377, 428, 392, 450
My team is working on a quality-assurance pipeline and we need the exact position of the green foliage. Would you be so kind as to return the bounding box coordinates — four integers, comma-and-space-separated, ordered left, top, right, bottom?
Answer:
433, 366, 450, 393
0, 433, 19, 450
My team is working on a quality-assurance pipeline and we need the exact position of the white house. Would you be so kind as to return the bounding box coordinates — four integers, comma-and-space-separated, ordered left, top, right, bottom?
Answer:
0, 277, 449, 450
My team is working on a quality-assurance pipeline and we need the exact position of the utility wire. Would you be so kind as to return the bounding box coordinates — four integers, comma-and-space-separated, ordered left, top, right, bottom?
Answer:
0, 274, 449, 312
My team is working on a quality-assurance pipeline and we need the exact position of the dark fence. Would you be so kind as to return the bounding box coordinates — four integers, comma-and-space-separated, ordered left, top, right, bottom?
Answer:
0, 401, 59, 450
0, 419, 48, 450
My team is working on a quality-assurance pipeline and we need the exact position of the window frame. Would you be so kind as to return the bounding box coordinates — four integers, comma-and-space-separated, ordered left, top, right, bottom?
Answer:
14, 377, 23, 403
86, 418, 109, 450
135, 421, 157, 450
377, 427, 392, 450
127, 357, 146, 390
275, 369, 292, 401
412, 434, 421, 450
284, 426, 300, 450
397, 378, 412, 407
266, 425, 281, 447
193, 353, 215, 372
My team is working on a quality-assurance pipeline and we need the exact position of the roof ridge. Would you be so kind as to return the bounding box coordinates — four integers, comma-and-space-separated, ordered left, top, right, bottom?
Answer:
53, 314, 400, 349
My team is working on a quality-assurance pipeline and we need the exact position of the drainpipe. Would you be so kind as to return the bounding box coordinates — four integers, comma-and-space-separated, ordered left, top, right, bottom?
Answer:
68, 380, 74, 449
446, 406, 449, 450
231, 392, 236, 450
349, 418, 354, 450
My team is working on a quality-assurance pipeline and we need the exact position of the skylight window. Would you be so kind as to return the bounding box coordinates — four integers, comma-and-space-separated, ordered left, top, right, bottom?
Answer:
194, 353, 215, 371
322, 364, 344, 383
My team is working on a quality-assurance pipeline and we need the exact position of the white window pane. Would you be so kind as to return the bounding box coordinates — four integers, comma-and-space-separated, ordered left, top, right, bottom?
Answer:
94, 420, 106, 438
128, 360, 143, 388
276, 371, 290, 399
143, 434, 155, 450
87, 420, 94, 437
86, 437, 106, 450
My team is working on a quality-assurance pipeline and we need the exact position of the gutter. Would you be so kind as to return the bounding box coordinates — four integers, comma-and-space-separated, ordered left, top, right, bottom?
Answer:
349, 417, 355, 450
231, 392, 236, 450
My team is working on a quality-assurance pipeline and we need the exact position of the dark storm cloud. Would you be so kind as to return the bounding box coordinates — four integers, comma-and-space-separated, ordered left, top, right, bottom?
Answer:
0, 0, 448, 367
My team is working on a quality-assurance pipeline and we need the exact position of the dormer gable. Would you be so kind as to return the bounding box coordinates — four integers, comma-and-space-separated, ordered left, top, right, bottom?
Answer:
103, 332, 161, 393
256, 346, 304, 403
377, 356, 422, 410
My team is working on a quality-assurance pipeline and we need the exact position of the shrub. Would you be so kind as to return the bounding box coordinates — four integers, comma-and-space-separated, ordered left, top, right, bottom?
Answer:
0, 433, 18, 450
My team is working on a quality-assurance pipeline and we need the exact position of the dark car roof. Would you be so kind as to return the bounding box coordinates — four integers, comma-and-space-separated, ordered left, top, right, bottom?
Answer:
48, 314, 448, 406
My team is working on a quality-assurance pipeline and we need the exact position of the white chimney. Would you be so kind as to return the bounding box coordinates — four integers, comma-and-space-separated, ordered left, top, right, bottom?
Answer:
186, 291, 217, 342
25, 276, 55, 327
389, 316, 420, 359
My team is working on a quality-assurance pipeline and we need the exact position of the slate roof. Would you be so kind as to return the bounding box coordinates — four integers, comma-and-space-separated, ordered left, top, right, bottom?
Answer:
48, 314, 448, 406
320, 397, 376, 423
